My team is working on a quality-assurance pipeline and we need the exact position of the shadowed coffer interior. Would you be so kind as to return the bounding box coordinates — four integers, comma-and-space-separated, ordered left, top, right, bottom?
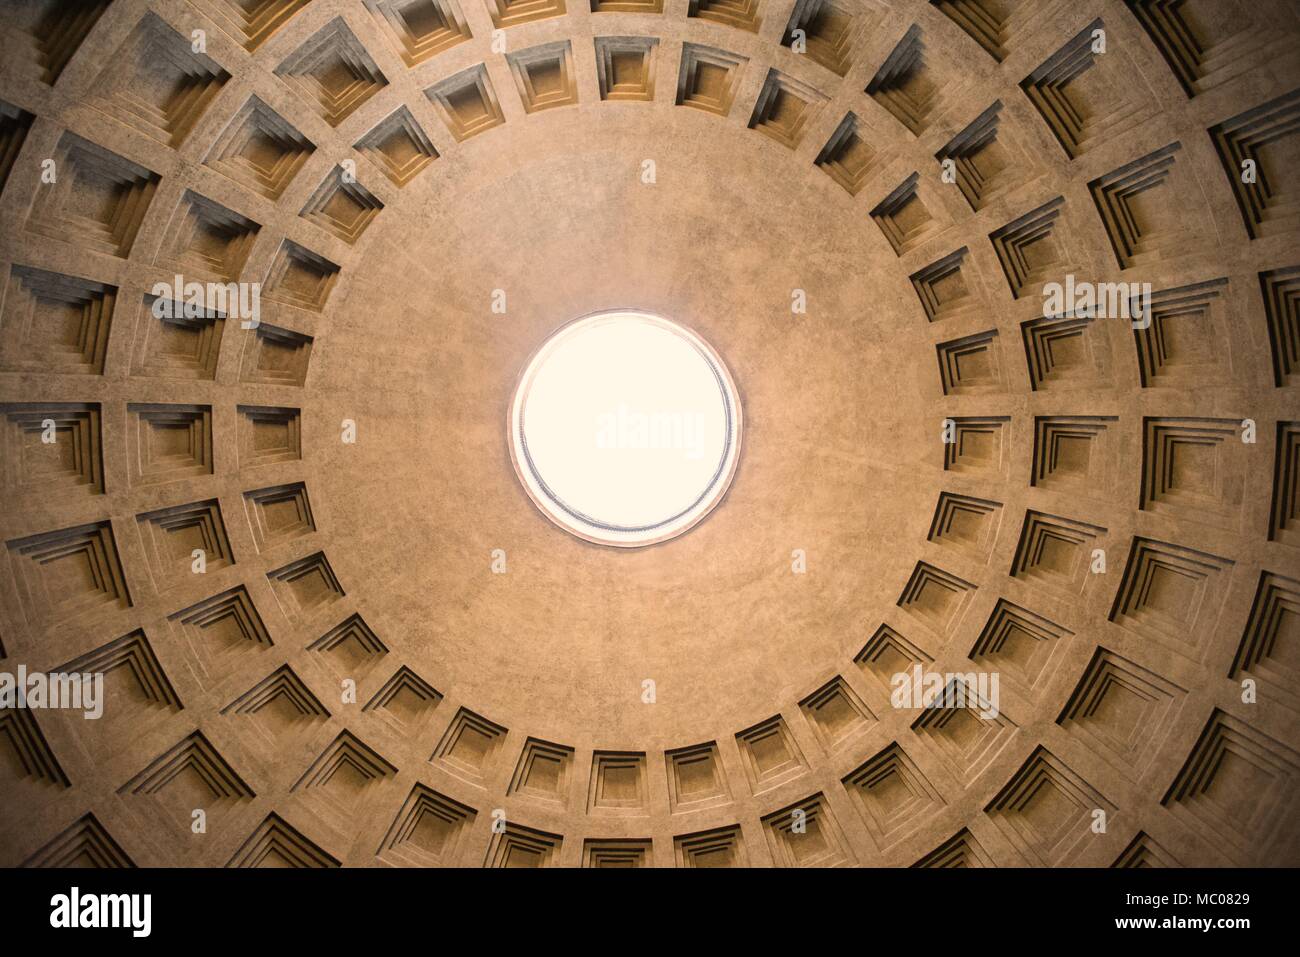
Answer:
0, 0, 1297, 869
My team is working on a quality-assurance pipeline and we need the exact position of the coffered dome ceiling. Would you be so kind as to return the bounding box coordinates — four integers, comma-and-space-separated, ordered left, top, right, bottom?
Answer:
0, 0, 1297, 869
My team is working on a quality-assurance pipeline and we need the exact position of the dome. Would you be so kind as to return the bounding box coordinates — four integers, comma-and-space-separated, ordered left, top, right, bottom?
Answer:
0, 0, 1297, 871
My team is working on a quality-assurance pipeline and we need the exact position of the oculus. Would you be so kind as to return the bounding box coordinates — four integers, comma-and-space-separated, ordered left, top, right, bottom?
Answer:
509, 311, 742, 547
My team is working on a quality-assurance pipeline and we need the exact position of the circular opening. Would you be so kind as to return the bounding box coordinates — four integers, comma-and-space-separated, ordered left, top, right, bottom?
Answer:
509, 311, 743, 547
